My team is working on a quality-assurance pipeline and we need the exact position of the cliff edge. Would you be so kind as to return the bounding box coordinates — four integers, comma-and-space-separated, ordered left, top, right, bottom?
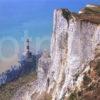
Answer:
47, 4, 100, 100
12, 4, 100, 100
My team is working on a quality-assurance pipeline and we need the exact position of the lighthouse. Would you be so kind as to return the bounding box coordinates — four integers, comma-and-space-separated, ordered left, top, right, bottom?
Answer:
26, 39, 30, 53
19, 38, 37, 74
20, 38, 33, 63
25, 39, 32, 59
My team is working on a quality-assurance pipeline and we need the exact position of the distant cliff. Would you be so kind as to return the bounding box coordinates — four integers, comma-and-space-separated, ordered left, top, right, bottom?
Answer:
12, 4, 100, 100
0, 38, 41, 86
0, 54, 40, 86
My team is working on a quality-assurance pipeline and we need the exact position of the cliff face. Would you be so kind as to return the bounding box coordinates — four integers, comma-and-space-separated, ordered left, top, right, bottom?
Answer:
12, 5, 100, 100
47, 5, 100, 100
37, 51, 51, 93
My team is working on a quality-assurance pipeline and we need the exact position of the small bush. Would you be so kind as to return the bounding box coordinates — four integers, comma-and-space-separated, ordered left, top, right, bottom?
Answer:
68, 92, 78, 100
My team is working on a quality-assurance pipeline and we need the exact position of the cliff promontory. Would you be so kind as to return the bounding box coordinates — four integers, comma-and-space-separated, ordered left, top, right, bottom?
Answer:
12, 4, 100, 100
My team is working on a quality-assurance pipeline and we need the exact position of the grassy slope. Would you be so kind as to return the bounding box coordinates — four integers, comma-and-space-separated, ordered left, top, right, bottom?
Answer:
73, 5, 100, 24
0, 71, 37, 100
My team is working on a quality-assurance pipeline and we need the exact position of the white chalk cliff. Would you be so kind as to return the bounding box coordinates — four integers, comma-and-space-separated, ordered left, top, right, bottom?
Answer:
12, 4, 100, 100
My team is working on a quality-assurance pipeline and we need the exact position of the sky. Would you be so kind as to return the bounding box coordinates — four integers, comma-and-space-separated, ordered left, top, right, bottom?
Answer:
0, 0, 100, 40
0, 0, 100, 73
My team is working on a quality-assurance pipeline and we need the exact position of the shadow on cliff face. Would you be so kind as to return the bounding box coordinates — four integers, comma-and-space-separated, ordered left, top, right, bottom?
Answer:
68, 63, 100, 100
68, 44, 100, 100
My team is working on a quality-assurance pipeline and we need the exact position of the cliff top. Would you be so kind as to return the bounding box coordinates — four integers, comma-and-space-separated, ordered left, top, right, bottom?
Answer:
60, 4, 100, 24
79, 4, 100, 14
75, 4, 100, 24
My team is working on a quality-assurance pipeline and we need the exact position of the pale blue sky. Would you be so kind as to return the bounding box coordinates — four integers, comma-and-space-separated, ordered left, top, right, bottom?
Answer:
0, 0, 99, 40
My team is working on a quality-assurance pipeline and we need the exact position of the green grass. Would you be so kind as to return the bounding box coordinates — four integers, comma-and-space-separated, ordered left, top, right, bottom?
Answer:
84, 7, 100, 14
78, 5, 100, 24
0, 71, 37, 100
68, 92, 78, 100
